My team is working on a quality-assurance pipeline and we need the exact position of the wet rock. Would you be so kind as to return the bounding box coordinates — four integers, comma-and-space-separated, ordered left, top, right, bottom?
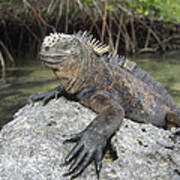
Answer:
0, 97, 179, 180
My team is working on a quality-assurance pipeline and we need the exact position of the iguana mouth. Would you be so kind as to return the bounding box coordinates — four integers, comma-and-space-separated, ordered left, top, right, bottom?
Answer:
40, 54, 66, 64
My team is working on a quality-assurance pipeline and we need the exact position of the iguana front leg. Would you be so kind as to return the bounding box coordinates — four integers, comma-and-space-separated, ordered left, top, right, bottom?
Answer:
29, 85, 65, 105
63, 92, 125, 179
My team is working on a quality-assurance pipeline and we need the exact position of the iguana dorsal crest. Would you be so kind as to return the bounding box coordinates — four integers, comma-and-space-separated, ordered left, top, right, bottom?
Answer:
78, 31, 110, 56
42, 31, 110, 56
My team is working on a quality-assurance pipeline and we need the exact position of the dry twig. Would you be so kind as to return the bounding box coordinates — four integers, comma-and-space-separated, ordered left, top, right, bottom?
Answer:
0, 40, 15, 66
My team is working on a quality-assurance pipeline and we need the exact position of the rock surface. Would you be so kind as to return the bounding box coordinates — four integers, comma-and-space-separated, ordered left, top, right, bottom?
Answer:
0, 97, 179, 180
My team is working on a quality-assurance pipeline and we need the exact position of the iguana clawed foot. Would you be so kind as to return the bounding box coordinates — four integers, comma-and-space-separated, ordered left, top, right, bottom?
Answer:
29, 86, 65, 105
62, 129, 106, 179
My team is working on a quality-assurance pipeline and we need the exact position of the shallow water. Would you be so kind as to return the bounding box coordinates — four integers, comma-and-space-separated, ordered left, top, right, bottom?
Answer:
0, 61, 59, 129
0, 53, 180, 129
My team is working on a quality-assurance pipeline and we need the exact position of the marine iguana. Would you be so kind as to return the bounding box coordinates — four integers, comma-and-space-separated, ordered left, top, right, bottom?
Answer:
29, 31, 180, 179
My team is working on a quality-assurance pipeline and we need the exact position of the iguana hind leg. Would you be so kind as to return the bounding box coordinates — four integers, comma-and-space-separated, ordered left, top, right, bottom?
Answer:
29, 85, 65, 105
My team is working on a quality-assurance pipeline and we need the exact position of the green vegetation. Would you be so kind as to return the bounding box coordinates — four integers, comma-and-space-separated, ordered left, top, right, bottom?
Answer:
81, 0, 180, 23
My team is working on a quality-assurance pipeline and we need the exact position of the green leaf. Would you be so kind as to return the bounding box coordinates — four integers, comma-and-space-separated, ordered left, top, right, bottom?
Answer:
144, 10, 149, 16
3, 0, 9, 3
80, 0, 91, 4
137, 8, 143, 14
107, 5, 115, 11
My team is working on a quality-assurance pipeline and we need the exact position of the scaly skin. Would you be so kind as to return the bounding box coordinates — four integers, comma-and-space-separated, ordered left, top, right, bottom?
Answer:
30, 31, 180, 179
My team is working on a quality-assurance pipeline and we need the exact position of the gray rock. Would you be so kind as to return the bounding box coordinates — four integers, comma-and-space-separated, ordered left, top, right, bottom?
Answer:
0, 97, 179, 180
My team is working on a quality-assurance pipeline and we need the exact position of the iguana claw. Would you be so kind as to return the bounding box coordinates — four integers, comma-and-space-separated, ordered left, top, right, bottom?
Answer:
62, 129, 105, 179
28, 85, 65, 105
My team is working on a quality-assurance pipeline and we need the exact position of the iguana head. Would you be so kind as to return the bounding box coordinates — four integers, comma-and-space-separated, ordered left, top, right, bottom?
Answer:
40, 31, 110, 68
40, 31, 110, 92
40, 33, 83, 69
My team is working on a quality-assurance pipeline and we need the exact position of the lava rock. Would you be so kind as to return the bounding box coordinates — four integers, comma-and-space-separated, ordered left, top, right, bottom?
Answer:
0, 97, 179, 180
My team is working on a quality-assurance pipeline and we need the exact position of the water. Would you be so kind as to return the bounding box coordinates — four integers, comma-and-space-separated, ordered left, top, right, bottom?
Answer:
0, 60, 59, 129
0, 54, 180, 129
